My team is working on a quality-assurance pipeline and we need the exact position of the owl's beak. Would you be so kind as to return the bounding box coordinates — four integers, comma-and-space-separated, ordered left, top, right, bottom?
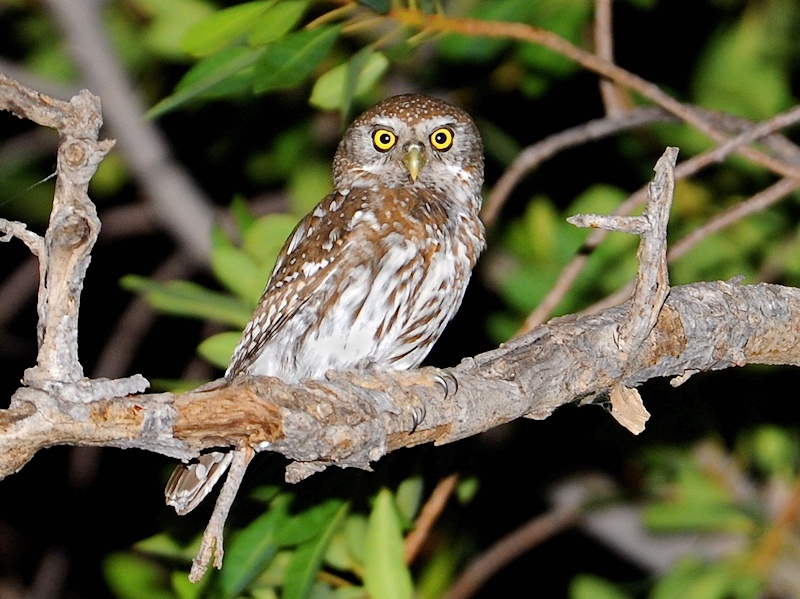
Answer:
402, 143, 426, 182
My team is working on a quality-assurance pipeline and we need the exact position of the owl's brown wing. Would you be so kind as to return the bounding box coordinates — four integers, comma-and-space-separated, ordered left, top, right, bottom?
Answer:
225, 190, 361, 378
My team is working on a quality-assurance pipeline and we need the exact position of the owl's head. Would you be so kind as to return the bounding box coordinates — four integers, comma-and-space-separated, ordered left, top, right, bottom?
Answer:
332, 94, 484, 196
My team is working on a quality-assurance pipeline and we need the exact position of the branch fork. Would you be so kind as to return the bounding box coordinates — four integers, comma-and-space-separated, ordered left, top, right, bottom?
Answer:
567, 147, 678, 433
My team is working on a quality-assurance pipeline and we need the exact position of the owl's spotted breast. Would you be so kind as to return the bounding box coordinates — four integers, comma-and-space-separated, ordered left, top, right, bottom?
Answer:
226, 182, 485, 381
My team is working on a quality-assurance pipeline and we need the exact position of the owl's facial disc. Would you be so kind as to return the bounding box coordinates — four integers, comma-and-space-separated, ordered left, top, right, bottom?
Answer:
402, 142, 426, 182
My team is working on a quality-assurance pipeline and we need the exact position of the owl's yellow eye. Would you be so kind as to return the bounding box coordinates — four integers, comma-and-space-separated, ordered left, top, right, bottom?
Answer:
430, 127, 454, 151
372, 129, 397, 152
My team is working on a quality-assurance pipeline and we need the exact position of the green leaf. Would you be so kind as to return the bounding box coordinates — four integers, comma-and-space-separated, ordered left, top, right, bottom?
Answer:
740, 425, 800, 481
288, 162, 332, 218
147, 46, 264, 118
172, 570, 206, 599
326, 513, 367, 572
103, 553, 172, 599
275, 498, 347, 546
283, 500, 349, 599
138, 0, 217, 59
248, 0, 309, 46
211, 243, 264, 305
394, 476, 423, 524
416, 542, 459, 599
363, 488, 413, 599
310, 48, 389, 111
692, 5, 794, 120
180, 0, 276, 56
121, 275, 252, 327
644, 501, 754, 534
242, 213, 301, 267
134, 533, 196, 562
253, 26, 341, 94
356, 0, 390, 14
437, 0, 530, 62
218, 498, 291, 598
229, 195, 258, 234
569, 574, 632, 599
650, 559, 739, 599
197, 331, 240, 369
455, 476, 479, 504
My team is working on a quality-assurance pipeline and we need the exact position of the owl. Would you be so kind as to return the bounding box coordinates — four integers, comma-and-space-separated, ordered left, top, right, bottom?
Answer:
166, 93, 486, 514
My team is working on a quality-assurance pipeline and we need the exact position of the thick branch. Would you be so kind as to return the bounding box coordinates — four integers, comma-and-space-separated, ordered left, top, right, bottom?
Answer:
3, 280, 799, 481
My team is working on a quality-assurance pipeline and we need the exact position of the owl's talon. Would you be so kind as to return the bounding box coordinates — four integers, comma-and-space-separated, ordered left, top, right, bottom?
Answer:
409, 400, 426, 433
435, 371, 458, 398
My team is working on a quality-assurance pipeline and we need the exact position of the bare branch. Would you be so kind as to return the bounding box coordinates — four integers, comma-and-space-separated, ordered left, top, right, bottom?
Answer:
522, 104, 800, 331
0, 218, 44, 256
392, 9, 800, 181
594, 0, 630, 116
190, 448, 253, 581
567, 148, 678, 431
582, 175, 800, 318
444, 505, 577, 599
668, 176, 800, 262
4, 277, 800, 479
405, 473, 460, 564
482, 107, 674, 227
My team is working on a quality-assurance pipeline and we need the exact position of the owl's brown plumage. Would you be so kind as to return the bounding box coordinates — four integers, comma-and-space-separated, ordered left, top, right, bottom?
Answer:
166, 93, 485, 514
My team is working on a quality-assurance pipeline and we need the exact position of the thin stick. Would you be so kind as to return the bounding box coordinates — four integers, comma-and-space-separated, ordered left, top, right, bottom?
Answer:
404, 473, 459, 564
443, 508, 577, 599
520, 104, 800, 332
391, 9, 800, 181
482, 107, 674, 227
583, 176, 800, 316
594, 0, 629, 115
190, 448, 253, 581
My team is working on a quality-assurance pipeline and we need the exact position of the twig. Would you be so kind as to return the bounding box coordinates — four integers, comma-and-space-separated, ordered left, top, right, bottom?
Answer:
7, 67, 800, 580
482, 107, 674, 227
190, 448, 253, 581
391, 9, 800, 182
0, 57, 81, 101
668, 176, 800, 262
521, 104, 800, 332
404, 473, 459, 564
594, 0, 629, 116
0, 219, 44, 256
443, 473, 618, 598
28, 548, 69, 599
567, 149, 676, 344
443, 508, 577, 599
583, 175, 800, 318
67, 252, 197, 488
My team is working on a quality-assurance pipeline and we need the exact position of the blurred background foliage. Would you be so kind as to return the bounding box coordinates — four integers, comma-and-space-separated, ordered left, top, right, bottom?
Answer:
3, 0, 800, 598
